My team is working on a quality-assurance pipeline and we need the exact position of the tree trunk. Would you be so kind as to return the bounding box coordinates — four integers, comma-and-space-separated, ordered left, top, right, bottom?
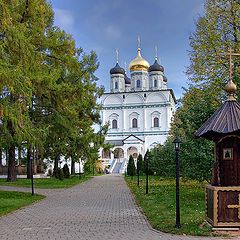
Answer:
18, 145, 21, 165
53, 155, 60, 176
27, 146, 32, 179
7, 144, 16, 182
7, 119, 16, 182
0, 148, 2, 166
71, 157, 75, 175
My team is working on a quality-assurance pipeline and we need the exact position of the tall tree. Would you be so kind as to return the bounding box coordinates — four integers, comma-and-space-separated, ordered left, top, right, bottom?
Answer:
0, 0, 54, 181
127, 155, 136, 178
150, 0, 240, 181
0, 0, 105, 181
187, 0, 240, 95
136, 154, 143, 186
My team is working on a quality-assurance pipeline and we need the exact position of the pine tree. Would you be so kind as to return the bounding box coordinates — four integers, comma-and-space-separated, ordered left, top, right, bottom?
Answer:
127, 155, 136, 178
137, 154, 144, 175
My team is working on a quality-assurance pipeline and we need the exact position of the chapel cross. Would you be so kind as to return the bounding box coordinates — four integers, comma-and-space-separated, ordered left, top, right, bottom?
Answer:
226, 47, 240, 81
228, 193, 240, 219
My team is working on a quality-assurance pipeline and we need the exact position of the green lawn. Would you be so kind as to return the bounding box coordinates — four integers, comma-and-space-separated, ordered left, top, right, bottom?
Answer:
125, 176, 214, 236
0, 190, 45, 216
0, 175, 91, 189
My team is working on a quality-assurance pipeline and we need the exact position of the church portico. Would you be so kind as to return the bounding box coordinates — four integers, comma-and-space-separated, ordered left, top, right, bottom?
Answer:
100, 41, 176, 173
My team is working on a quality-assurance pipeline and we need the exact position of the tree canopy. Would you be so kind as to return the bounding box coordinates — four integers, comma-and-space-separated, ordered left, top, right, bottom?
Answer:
150, 0, 240, 181
0, 0, 106, 181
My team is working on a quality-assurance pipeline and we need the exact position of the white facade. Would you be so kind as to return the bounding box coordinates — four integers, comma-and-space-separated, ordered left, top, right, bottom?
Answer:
100, 47, 176, 173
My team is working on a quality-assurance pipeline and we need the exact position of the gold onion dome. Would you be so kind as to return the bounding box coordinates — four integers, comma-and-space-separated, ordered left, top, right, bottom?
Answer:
226, 80, 237, 101
129, 48, 150, 71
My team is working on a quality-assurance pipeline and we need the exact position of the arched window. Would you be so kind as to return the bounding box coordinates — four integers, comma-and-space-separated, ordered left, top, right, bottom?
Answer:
153, 117, 159, 127
115, 81, 118, 89
136, 79, 141, 88
154, 79, 157, 88
132, 118, 138, 128
112, 119, 117, 129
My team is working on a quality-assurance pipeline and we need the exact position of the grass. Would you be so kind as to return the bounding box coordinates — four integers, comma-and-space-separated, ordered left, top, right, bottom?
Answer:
0, 175, 91, 189
125, 176, 214, 236
0, 190, 45, 216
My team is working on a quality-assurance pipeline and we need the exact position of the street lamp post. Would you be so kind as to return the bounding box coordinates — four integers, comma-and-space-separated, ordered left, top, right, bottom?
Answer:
173, 137, 181, 228
145, 152, 149, 194
30, 156, 34, 196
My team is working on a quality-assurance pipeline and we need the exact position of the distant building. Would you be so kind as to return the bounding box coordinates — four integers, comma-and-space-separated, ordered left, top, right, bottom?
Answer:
100, 45, 176, 173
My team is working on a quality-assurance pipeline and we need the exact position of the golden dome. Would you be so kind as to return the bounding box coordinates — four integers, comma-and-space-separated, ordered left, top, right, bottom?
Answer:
226, 80, 237, 101
129, 48, 150, 71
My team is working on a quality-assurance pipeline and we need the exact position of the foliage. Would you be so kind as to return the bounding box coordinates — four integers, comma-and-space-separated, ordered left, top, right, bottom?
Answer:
54, 167, 64, 180
47, 168, 53, 177
0, 190, 44, 216
125, 176, 213, 236
0, 0, 107, 181
150, 0, 240, 181
136, 154, 144, 175
127, 155, 136, 177
144, 150, 154, 175
62, 163, 70, 178
187, 0, 240, 93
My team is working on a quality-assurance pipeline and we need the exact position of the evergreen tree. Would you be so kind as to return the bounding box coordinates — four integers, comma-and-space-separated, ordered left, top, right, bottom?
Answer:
136, 154, 143, 175
0, 0, 106, 181
62, 163, 70, 178
127, 155, 136, 178
136, 154, 143, 186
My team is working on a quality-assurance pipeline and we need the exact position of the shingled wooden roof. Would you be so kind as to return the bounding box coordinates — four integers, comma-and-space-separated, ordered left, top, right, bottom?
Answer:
195, 99, 240, 140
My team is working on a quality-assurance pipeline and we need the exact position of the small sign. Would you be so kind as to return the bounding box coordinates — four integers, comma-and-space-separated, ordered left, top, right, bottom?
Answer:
223, 148, 233, 160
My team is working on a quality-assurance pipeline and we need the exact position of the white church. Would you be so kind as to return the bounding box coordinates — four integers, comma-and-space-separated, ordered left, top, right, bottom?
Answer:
100, 44, 176, 173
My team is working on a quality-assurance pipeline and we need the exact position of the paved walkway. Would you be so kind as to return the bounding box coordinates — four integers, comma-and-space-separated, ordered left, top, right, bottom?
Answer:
0, 175, 226, 240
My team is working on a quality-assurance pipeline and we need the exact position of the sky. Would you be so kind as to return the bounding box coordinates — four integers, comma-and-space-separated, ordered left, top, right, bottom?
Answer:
50, 0, 205, 99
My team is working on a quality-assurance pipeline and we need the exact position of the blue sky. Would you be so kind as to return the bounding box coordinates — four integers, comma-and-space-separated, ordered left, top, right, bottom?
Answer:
50, 0, 205, 98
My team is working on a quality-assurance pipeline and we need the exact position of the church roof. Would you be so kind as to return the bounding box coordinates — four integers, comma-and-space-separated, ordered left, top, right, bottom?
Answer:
148, 59, 164, 72
195, 99, 240, 140
110, 63, 125, 75
122, 134, 144, 143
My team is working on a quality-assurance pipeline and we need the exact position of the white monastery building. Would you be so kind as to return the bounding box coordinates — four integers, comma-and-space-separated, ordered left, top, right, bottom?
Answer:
101, 44, 176, 173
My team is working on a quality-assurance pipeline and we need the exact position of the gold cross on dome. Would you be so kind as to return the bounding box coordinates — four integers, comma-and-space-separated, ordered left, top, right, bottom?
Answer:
226, 47, 240, 81
138, 35, 141, 48
227, 193, 240, 219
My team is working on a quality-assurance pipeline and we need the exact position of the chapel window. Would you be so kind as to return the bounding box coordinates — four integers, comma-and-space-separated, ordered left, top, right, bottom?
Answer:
132, 118, 138, 128
115, 81, 118, 89
112, 119, 118, 129
153, 117, 159, 127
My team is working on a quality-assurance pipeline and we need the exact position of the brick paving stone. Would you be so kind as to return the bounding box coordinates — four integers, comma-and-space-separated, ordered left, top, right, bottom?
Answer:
0, 175, 226, 240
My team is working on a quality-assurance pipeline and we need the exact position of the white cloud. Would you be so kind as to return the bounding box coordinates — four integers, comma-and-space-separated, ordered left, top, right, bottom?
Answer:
104, 25, 121, 39
54, 8, 74, 30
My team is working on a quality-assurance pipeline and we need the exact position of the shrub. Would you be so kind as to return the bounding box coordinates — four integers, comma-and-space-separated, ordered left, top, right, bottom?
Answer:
47, 168, 53, 177
62, 164, 70, 178
55, 167, 64, 180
